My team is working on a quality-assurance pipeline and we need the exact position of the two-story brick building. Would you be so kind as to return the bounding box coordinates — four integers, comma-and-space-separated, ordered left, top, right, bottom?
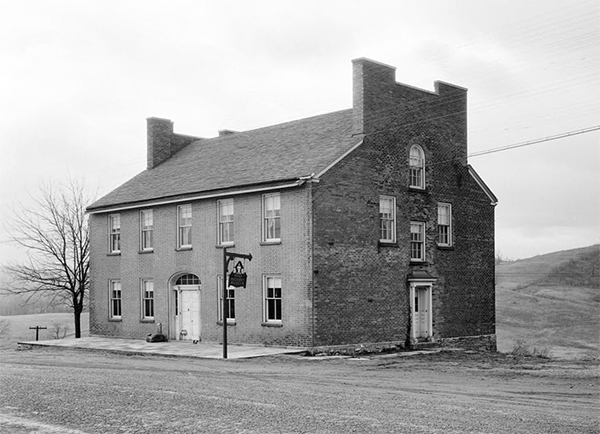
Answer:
87, 58, 497, 350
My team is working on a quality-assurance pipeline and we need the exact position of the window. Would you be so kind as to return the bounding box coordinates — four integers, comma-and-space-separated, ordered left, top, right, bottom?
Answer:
141, 279, 154, 320
437, 203, 452, 246
218, 199, 234, 245
109, 280, 122, 319
379, 196, 396, 243
175, 274, 200, 285
410, 222, 425, 261
140, 209, 153, 251
108, 214, 121, 253
264, 276, 282, 322
409, 145, 425, 189
217, 276, 235, 322
263, 194, 281, 242
177, 204, 192, 248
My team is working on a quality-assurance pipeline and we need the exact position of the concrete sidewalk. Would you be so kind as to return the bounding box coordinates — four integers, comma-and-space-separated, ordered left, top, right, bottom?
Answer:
17, 336, 306, 360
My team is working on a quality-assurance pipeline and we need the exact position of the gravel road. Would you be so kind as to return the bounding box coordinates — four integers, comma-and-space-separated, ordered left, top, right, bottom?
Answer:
1, 347, 598, 433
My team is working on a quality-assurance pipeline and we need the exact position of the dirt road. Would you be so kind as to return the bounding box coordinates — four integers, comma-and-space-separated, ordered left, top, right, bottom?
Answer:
1, 347, 598, 433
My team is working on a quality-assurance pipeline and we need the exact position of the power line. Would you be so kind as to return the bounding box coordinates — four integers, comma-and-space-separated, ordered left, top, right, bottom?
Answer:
468, 126, 600, 158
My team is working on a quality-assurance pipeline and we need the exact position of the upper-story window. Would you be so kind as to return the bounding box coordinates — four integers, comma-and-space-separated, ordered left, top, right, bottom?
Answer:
140, 209, 153, 251
108, 214, 121, 253
177, 204, 192, 248
379, 195, 396, 243
410, 222, 426, 262
218, 199, 234, 246
437, 203, 452, 246
263, 193, 281, 242
409, 145, 425, 189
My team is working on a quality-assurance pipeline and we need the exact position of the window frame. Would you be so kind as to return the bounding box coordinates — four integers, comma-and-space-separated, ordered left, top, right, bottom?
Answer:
410, 221, 426, 262
409, 145, 426, 189
140, 209, 154, 252
437, 203, 452, 247
217, 275, 236, 323
109, 280, 122, 319
177, 204, 192, 249
217, 199, 234, 246
108, 214, 121, 254
263, 275, 282, 323
140, 279, 154, 320
379, 195, 396, 243
262, 193, 281, 243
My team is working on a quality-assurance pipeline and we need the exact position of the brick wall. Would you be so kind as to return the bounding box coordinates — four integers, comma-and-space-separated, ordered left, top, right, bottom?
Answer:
311, 59, 495, 346
89, 186, 314, 346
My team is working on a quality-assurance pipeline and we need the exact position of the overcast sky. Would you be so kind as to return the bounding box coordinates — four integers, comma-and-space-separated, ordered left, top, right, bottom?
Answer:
1, 0, 598, 263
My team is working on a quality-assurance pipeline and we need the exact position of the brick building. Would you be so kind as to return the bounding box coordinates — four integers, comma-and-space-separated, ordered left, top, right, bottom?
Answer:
87, 58, 497, 350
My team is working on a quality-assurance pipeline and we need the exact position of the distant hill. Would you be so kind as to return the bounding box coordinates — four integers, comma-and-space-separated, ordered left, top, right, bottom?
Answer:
495, 244, 599, 359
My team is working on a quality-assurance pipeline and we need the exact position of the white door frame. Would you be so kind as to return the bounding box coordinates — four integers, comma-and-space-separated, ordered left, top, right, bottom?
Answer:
172, 284, 201, 341
408, 280, 434, 343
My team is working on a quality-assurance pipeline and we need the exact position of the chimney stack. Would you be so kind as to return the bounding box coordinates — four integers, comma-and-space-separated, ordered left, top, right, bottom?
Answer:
147, 117, 174, 169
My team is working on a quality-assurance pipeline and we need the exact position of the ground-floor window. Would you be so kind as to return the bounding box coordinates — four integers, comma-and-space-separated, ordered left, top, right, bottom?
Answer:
109, 280, 121, 319
218, 276, 235, 322
264, 275, 282, 322
141, 279, 154, 320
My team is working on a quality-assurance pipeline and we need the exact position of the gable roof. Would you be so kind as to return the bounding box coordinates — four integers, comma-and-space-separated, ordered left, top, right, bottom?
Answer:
88, 109, 359, 212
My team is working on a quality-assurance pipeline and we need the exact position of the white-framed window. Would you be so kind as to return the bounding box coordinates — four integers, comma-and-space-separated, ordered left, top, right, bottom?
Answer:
409, 145, 425, 189
141, 279, 154, 320
140, 209, 153, 251
217, 276, 235, 322
218, 199, 234, 245
379, 195, 396, 243
410, 222, 426, 261
437, 203, 452, 246
109, 280, 122, 319
177, 204, 192, 248
264, 275, 282, 322
263, 193, 281, 242
108, 214, 121, 253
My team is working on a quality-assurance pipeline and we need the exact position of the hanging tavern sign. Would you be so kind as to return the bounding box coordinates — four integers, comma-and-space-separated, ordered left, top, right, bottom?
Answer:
228, 261, 248, 288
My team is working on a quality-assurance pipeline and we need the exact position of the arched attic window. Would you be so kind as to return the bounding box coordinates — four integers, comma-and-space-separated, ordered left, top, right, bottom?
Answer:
409, 145, 425, 189
175, 274, 200, 285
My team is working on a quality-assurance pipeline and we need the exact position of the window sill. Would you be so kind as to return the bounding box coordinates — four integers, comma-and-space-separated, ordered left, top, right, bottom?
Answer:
436, 245, 454, 251
138, 249, 154, 254
140, 319, 155, 323
176, 246, 193, 252
107, 252, 121, 256
108, 318, 122, 322
378, 241, 398, 247
216, 243, 235, 249
261, 321, 283, 328
216, 321, 236, 326
410, 260, 428, 265
260, 240, 281, 246
408, 187, 428, 193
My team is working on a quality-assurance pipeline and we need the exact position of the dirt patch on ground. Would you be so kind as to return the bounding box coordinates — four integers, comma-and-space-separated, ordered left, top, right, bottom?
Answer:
1, 346, 598, 433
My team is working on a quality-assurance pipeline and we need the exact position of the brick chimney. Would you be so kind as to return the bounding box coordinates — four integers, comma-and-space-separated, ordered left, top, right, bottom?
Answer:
352, 58, 396, 135
147, 117, 174, 169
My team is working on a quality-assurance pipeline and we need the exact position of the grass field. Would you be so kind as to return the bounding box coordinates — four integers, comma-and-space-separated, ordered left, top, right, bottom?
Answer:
496, 245, 599, 359
0, 312, 89, 349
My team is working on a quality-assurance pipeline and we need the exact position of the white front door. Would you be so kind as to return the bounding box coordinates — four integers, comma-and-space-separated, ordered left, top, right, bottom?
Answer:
179, 290, 200, 341
414, 287, 429, 338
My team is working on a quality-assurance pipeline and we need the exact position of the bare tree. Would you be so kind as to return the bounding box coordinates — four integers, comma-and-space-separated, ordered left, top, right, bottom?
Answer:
2, 180, 93, 338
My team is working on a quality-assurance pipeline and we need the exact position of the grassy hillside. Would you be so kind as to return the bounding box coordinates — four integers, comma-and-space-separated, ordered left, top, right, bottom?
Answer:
496, 245, 599, 359
0, 312, 89, 350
